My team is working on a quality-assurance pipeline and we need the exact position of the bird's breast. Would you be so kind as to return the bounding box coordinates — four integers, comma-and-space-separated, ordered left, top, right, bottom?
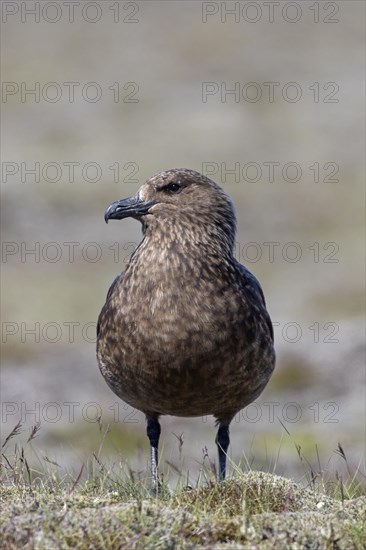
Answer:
96, 247, 275, 418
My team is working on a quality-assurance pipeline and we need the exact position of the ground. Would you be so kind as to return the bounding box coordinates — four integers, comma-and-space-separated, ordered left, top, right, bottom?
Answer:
1, 433, 365, 550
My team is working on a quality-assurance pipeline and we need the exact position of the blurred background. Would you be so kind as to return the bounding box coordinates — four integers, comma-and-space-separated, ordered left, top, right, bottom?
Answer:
1, 1, 365, 485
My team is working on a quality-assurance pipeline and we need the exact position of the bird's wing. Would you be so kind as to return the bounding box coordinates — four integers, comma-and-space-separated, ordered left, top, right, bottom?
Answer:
105, 272, 123, 301
96, 272, 123, 338
238, 263, 274, 341
238, 264, 266, 306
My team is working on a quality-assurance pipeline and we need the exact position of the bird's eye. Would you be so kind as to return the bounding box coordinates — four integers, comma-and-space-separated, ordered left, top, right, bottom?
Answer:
166, 182, 181, 194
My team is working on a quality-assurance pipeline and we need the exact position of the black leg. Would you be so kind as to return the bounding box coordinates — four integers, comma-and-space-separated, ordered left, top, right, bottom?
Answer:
146, 416, 161, 491
216, 424, 230, 481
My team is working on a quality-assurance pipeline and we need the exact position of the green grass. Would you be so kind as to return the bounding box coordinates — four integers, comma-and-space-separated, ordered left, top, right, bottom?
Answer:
1, 422, 365, 549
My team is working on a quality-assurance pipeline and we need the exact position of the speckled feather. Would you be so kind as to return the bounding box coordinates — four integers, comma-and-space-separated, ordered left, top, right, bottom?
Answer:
97, 169, 275, 426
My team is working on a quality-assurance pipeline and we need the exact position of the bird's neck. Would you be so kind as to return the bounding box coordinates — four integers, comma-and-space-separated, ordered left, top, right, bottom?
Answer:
146, 212, 234, 250
138, 217, 234, 263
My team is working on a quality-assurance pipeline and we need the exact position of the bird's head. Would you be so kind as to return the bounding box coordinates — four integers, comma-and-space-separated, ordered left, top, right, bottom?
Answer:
104, 168, 236, 253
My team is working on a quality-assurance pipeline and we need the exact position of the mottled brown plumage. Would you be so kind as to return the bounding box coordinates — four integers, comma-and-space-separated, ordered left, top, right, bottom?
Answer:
97, 168, 275, 483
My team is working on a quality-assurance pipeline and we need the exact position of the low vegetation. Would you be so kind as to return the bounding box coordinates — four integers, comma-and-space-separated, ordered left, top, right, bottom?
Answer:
1, 422, 365, 549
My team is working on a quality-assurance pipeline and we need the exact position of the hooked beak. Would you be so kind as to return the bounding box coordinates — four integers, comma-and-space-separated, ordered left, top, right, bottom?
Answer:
104, 194, 155, 223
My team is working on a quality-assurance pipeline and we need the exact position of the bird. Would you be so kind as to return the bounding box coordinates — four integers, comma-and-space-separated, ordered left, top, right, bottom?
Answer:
96, 168, 275, 486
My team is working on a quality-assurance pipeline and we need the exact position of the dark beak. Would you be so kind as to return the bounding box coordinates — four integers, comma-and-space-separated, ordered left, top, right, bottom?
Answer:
104, 195, 155, 223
